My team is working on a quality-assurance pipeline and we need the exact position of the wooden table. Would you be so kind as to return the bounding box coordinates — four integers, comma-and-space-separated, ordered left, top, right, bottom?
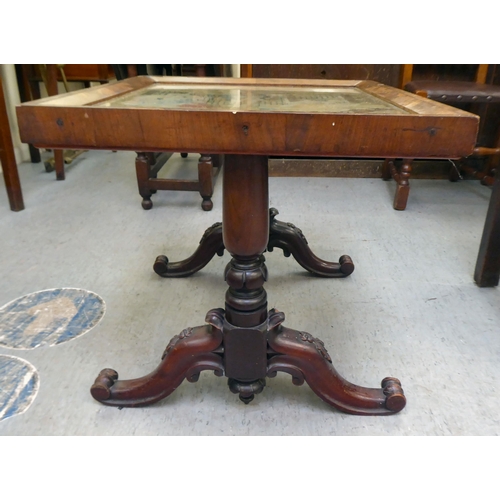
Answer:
17, 77, 479, 415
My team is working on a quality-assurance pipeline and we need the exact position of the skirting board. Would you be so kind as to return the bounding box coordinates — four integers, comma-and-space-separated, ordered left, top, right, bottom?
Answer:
268, 158, 465, 179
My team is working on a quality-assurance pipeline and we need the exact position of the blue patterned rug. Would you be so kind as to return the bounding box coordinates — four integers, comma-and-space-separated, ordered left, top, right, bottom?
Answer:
0, 288, 105, 349
0, 355, 39, 422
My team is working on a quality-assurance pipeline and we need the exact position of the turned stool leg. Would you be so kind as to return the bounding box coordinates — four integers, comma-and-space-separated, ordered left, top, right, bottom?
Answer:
394, 158, 413, 210
135, 152, 154, 209
198, 154, 215, 211
383, 158, 413, 210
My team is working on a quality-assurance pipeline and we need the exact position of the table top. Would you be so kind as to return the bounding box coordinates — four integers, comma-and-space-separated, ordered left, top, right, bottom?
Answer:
17, 76, 479, 159
97, 83, 409, 115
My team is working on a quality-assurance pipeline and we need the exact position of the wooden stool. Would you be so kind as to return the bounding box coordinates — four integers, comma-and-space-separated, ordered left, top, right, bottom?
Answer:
135, 151, 222, 211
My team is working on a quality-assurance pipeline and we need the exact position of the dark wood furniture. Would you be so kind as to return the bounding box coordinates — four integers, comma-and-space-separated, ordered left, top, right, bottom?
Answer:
1, 74, 24, 211
114, 65, 222, 210
134, 151, 221, 210
474, 168, 500, 287
17, 76, 479, 414
243, 64, 403, 87
384, 64, 500, 210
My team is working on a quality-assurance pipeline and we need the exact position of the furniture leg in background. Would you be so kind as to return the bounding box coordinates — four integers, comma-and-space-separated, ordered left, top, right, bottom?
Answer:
474, 168, 500, 287
15, 64, 41, 164
0, 75, 24, 211
44, 65, 65, 180
382, 158, 413, 210
135, 151, 222, 210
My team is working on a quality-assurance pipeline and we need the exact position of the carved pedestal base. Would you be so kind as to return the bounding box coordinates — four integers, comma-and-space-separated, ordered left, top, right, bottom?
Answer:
91, 308, 405, 415
152, 208, 355, 279
91, 154, 405, 417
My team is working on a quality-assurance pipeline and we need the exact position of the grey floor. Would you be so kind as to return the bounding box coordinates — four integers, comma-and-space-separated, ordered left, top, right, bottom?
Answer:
0, 151, 499, 436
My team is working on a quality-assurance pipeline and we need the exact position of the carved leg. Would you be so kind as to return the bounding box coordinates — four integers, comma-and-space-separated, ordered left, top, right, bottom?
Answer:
90, 309, 225, 407
267, 208, 354, 277
154, 222, 225, 277
155, 204, 354, 280
266, 309, 405, 415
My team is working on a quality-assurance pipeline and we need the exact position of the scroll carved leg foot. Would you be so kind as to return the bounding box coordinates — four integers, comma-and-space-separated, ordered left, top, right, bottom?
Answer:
154, 222, 225, 277
266, 310, 405, 415
90, 309, 225, 407
267, 208, 354, 277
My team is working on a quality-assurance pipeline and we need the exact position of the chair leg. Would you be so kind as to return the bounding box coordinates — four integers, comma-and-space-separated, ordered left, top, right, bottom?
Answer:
54, 150, 65, 180
381, 158, 393, 181
393, 159, 412, 210
135, 152, 154, 209
28, 144, 41, 163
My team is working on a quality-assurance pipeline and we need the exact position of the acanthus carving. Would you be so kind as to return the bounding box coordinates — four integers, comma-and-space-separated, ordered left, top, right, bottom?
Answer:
299, 331, 332, 363
199, 222, 223, 245
162, 327, 194, 359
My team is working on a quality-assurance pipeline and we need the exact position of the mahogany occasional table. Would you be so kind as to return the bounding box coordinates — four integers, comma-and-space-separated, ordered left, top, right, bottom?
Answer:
16, 77, 478, 415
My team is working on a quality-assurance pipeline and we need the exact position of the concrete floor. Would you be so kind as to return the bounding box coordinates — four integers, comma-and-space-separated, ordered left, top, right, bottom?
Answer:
0, 151, 499, 436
